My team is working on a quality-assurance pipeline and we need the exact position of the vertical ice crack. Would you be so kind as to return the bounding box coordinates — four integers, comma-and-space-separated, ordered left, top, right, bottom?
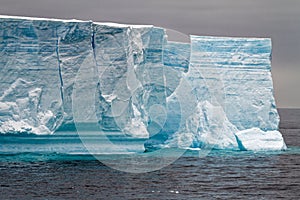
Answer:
91, 23, 98, 66
55, 28, 64, 102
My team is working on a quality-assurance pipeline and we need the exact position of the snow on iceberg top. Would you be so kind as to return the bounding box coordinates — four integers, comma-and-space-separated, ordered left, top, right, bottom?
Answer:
190, 35, 271, 41
0, 15, 152, 28
94, 22, 153, 29
0, 15, 86, 22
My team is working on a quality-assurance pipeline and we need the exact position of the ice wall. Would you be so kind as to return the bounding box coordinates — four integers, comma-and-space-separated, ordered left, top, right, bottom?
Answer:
92, 23, 167, 137
190, 36, 279, 131
162, 36, 285, 151
0, 16, 171, 135
0, 16, 67, 134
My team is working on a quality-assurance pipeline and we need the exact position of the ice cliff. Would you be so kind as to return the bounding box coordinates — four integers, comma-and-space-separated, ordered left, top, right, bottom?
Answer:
0, 15, 286, 151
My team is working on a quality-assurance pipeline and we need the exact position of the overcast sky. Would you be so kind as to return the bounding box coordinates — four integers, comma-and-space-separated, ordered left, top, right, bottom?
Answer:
0, 0, 299, 108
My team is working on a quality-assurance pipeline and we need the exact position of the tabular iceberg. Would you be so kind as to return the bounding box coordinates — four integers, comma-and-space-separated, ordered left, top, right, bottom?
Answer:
0, 15, 286, 151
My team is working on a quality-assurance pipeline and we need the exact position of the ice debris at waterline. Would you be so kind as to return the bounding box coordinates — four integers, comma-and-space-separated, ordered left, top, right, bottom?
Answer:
0, 15, 286, 151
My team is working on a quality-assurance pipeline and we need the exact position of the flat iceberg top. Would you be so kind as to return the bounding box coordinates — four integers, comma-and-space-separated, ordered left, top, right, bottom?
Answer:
0, 15, 86, 22
94, 22, 153, 28
0, 15, 153, 28
191, 35, 271, 41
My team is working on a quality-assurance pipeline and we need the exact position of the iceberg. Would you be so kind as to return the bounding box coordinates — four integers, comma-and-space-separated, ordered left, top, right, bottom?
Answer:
0, 15, 286, 151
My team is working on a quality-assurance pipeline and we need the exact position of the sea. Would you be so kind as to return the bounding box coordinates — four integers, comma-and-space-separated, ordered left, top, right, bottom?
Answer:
0, 108, 299, 199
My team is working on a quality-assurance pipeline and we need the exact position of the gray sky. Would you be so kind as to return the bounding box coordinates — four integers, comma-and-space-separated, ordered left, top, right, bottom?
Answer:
0, 0, 299, 108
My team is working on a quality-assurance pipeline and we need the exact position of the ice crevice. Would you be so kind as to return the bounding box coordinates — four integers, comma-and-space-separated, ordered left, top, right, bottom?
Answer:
91, 24, 98, 67
55, 28, 64, 102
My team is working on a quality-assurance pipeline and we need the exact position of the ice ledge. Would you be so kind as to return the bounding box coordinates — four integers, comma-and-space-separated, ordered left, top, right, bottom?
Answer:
235, 128, 287, 151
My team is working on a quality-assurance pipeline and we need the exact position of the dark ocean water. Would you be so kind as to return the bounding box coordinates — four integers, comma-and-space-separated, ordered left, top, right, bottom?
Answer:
0, 109, 300, 199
